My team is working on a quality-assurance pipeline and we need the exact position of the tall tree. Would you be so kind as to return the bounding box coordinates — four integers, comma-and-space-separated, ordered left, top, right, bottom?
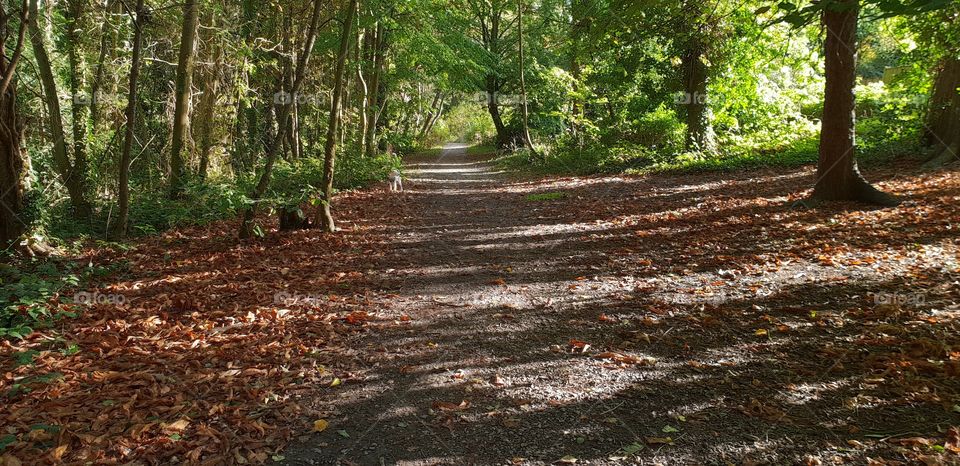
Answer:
808, 0, 898, 205
0, 0, 29, 246
109, 0, 146, 240
465, 0, 515, 148
680, 16, 716, 154
318, 0, 359, 233
363, 21, 387, 158
169, 0, 199, 198
238, 0, 326, 239
517, 0, 538, 158
27, 0, 92, 218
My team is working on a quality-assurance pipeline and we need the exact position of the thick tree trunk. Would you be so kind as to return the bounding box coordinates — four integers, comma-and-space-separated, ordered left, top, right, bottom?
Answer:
810, 0, 898, 206
0, 91, 25, 247
924, 58, 960, 147
569, 0, 590, 136
196, 40, 222, 179
681, 42, 715, 154
28, 0, 91, 218
0, 2, 28, 247
65, 0, 89, 212
486, 76, 509, 147
922, 57, 960, 168
317, 0, 358, 233
169, 0, 199, 198
109, 0, 145, 240
238, 0, 325, 238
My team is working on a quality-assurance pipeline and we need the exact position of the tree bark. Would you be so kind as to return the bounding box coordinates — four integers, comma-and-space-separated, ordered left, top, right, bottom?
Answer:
28, 0, 91, 218
922, 57, 960, 167
169, 0, 199, 198
317, 0, 359, 233
238, 0, 326, 238
517, 0, 539, 159
109, 0, 145, 240
363, 22, 386, 158
65, 0, 90, 208
196, 38, 222, 180
0, 1, 28, 247
809, 0, 898, 206
681, 42, 716, 154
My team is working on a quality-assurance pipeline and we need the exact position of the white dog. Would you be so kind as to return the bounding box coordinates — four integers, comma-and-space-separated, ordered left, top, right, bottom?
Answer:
388, 169, 403, 192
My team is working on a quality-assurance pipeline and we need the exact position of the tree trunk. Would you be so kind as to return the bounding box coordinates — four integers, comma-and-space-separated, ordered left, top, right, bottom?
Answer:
0, 1, 27, 247
317, 0, 358, 233
169, 0, 199, 198
28, 0, 91, 218
922, 57, 960, 167
418, 90, 442, 139
363, 22, 386, 158
810, 0, 898, 206
65, 0, 90, 211
89, 2, 113, 130
109, 0, 145, 240
517, 0, 539, 159
486, 75, 508, 147
0, 88, 25, 246
238, 0, 326, 238
569, 0, 590, 136
681, 41, 715, 154
196, 40, 222, 180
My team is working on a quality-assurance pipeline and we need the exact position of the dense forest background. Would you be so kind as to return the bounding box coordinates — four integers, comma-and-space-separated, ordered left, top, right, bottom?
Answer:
0, 0, 956, 249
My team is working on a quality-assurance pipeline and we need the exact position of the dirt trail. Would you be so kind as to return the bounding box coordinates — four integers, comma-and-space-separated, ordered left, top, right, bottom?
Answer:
280, 146, 960, 465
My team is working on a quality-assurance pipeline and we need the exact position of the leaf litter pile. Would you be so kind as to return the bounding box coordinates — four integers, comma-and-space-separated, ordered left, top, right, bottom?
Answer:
3, 152, 960, 465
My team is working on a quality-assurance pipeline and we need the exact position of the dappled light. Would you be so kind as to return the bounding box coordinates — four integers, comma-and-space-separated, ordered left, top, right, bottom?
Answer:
5, 145, 955, 464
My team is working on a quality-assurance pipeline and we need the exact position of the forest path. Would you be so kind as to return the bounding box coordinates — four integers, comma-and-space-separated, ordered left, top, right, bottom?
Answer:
279, 150, 960, 465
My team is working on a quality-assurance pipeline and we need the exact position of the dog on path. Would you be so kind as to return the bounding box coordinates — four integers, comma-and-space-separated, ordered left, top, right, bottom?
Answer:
388, 169, 403, 192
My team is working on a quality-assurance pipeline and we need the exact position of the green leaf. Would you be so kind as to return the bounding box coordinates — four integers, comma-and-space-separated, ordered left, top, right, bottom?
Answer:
0, 434, 15, 450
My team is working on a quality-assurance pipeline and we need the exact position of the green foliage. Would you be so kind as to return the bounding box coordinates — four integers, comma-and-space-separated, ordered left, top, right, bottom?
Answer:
0, 260, 119, 340
265, 154, 402, 211
427, 102, 497, 146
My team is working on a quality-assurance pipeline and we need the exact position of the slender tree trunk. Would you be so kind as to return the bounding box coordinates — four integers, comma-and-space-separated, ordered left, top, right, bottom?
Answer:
810, 0, 898, 206
517, 0, 539, 158
363, 22, 386, 158
424, 94, 445, 138
89, 2, 112, 130
238, 0, 326, 238
0, 1, 28, 247
169, 0, 199, 198
109, 0, 145, 239
318, 0, 359, 233
28, 0, 91, 218
418, 90, 442, 139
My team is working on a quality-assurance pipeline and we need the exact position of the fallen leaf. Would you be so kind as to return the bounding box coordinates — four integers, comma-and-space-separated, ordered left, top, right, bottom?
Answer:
645, 436, 674, 445
313, 420, 329, 433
